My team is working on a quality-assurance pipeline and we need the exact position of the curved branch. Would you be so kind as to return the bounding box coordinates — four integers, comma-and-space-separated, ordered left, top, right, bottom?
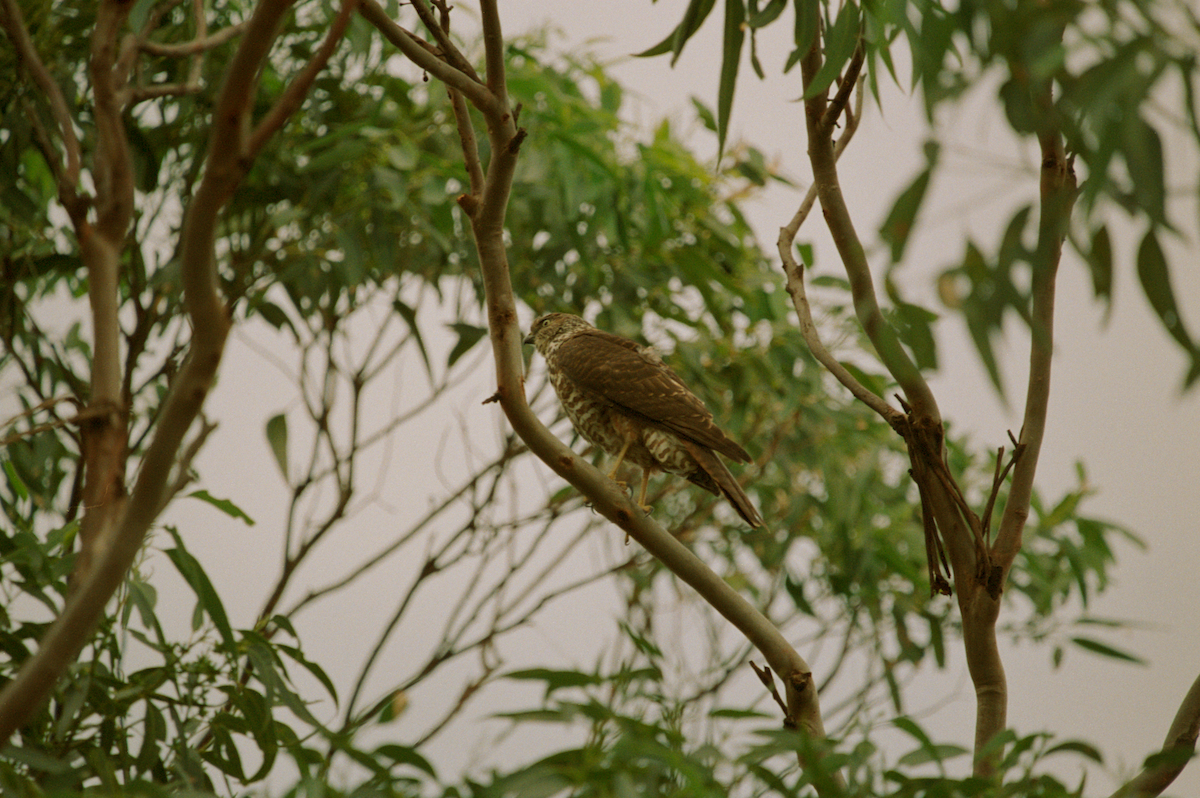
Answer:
358, 0, 496, 115
1111, 671, 1200, 798
991, 123, 1075, 574
799, 39, 937, 420
778, 78, 904, 430
139, 20, 248, 56
248, 0, 356, 157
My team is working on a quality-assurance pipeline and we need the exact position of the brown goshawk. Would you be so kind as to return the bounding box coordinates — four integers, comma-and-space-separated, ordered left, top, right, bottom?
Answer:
525, 312, 763, 528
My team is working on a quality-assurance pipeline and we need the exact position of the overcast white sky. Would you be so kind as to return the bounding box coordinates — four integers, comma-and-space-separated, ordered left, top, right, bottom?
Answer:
155, 1, 1200, 794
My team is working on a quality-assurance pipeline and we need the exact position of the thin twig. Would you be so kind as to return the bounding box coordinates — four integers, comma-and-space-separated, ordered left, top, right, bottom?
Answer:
409, 0, 479, 82
357, 0, 495, 113
248, 0, 356, 157
139, 20, 248, 56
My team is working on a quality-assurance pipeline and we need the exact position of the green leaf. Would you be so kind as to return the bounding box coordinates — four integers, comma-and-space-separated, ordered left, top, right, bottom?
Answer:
892, 716, 936, 749
253, 300, 295, 335
136, 701, 167, 772
880, 143, 938, 262
803, 1, 860, 100
792, 0, 819, 65
446, 322, 488, 368
187, 489, 255, 526
503, 667, 603, 698
691, 97, 718, 133
1122, 115, 1167, 226
999, 77, 1037, 134
1070, 636, 1147, 665
164, 527, 237, 655
749, 0, 786, 27
126, 578, 162, 641
634, 0, 718, 64
897, 743, 970, 767
393, 297, 433, 379
1085, 224, 1114, 306
278, 643, 339, 704
891, 301, 939, 371
3, 459, 29, 501
1045, 740, 1104, 763
265, 413, 289, 482
717, 0, 746, 159
926, 612, 945, 668
710, 707, 773, 719
374, 743, 437, 778
1136, 229, 1193, 353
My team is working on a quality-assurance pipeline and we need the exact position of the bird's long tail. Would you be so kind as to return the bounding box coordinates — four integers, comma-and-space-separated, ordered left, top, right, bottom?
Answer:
681, 441, 763, 528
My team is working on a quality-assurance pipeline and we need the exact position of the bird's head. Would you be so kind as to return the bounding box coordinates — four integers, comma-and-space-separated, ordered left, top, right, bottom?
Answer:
524, 312, 592, 355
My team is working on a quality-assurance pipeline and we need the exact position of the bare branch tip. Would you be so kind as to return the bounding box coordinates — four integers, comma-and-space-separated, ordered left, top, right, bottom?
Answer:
456, 193, 479, 216
506, 127, 527, 154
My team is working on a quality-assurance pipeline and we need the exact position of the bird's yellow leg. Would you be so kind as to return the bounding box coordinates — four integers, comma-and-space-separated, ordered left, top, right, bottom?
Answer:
636, 469, 653, 514
605, 437, 634, 486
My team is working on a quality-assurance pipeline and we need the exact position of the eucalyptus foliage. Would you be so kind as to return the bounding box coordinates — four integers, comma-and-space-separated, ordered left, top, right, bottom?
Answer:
648, 0, 1200, 390
0, 1, 1154, 796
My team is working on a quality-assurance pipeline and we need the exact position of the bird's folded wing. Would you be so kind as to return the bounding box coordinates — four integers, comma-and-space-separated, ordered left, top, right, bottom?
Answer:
554, 330, 751, 463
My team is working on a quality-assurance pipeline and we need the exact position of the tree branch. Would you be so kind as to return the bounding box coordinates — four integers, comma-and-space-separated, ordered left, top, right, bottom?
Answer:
248, 0, 356, 157
0, 0, 331, 745
799, 37, 936, 419
0, 0, 83, 209
777, 78, 905, 430
139, 19, 248, 56
991, 121, 1075, 575
1111, 671, 1200, 797
357, 0, 496, 114
408, 0, 480, 83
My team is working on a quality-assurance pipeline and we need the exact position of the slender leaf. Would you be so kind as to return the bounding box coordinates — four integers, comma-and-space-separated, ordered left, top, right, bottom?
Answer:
718, 0, 746, 158
1123, 115, 1167, 225
749, 0, 786, 27
792, 0, 819, 66
164, 527, 236, 655
1045, 740, 1104, 763
187, 489, 255, 526
375, 743, 437, 778
446, 322, 488, 368
1085, 224, 1114, 306
897, 743, 970, 767
393, 297, 433, 379
1137, 229, 1192, 352
891, 301, 939, 371
880, 142, 938, 262
1070, 636, 1147, 665
803, 1, 860, 99
265, 413, 289, 482
633, 0, 718, 63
